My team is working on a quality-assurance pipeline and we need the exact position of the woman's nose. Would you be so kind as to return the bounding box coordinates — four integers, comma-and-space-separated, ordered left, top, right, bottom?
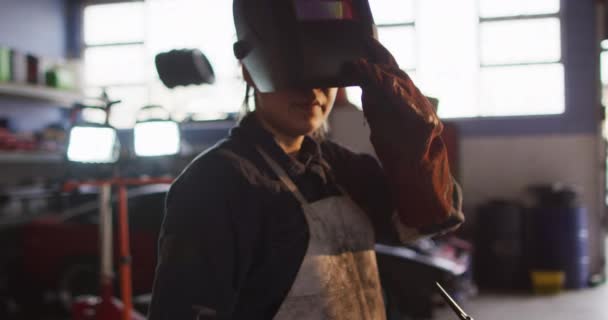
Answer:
291, 88, 323, 103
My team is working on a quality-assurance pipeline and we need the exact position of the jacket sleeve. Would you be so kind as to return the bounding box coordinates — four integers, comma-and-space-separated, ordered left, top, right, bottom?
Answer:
147, 152, 257, 320
369, 116, 465, 243
340, 39, 465, 244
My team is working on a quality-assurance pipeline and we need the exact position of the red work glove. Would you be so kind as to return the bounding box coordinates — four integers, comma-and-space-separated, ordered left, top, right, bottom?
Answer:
346, 39, 464, 241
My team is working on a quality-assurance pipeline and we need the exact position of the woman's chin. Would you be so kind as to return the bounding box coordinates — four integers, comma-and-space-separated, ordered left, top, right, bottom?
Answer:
294, 119, 324, 136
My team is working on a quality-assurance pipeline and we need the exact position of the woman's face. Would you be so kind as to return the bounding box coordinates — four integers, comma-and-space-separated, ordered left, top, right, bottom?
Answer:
255, 87, 338, 138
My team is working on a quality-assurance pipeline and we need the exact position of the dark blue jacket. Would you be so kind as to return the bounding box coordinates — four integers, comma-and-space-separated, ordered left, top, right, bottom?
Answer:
148, 114, 459, 319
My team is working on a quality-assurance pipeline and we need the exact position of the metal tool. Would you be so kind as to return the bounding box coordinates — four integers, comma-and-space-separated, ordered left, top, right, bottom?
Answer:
435, 282, 474, 320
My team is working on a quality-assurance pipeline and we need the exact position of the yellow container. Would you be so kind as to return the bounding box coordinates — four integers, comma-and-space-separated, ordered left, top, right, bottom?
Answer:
530, 270, 565, 294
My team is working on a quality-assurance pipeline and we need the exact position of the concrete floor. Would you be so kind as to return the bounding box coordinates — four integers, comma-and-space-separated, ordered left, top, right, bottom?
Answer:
433, 284, 608, 320
22, 284, 608, 320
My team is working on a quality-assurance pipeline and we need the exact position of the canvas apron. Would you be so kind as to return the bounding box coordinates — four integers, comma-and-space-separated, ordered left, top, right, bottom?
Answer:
256, 147, 386, 320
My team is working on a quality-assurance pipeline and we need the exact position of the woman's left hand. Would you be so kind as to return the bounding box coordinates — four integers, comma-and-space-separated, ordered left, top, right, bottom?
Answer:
345, 38, 442, 160
344, 38, 462, 236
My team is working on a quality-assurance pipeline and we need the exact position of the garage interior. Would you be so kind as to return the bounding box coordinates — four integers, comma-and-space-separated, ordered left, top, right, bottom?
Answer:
0, 0, 607, 319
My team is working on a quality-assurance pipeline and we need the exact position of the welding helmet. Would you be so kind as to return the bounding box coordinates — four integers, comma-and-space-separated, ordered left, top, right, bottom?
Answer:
233, 0, 376, 93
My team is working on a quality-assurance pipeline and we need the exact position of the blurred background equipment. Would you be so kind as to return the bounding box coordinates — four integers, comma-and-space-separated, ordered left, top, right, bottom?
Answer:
133, 105, 180, 157
65, 93, 122, 181
67, 125, 119, 164
474, 200, 527, 290
70, 47, 217, 320
472, 184, 592, 294
155, 49, 215, 89
45, 65, 77, 90
528, 184, 590, 290
0, 46, 9, 82
376, 238, 473, 319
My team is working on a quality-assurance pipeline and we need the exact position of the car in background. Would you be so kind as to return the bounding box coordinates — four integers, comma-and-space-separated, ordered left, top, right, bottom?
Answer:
0, 184, 168, 318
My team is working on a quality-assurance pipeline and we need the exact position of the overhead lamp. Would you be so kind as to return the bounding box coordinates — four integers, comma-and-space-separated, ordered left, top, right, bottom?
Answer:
133, 105, 181, 157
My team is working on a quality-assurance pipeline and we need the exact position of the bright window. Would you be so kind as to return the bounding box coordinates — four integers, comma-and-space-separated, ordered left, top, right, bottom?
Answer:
84, 2, 146, 45
479, 0, 560, 18
84, 45, 147, 86
377, 26, 417, 69
348, 0, 563, 118
480, 18, 561, 65
84, 0, 563, 126
346, 0, 417, 108
84, 0, 241, 129
478, 0, 563, 116
368, 0, 415, 24
415, 0, 479, 118
145, 0, 242, 122
480, 64, 565, 116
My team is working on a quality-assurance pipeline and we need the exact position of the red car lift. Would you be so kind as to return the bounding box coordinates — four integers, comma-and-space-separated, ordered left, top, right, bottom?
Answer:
66, 177, 173, 320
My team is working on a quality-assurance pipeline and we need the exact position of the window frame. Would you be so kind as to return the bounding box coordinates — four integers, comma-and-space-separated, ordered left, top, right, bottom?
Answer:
478, 12, 563, 68
473, 1, 565, 118
81, 0, 567, 124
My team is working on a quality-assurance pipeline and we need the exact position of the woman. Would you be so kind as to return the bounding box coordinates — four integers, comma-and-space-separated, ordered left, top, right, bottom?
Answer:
148, 5, 463, 320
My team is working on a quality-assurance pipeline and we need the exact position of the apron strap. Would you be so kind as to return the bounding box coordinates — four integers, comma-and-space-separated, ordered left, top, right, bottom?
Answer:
256, 146, 309, 206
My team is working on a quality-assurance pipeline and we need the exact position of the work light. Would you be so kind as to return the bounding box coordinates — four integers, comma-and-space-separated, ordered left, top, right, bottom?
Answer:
67, 124, 120, 163
133, 105, 180, 157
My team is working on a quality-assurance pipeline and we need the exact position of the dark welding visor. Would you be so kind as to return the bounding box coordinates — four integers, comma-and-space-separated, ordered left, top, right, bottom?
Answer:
234, 0, 376, 92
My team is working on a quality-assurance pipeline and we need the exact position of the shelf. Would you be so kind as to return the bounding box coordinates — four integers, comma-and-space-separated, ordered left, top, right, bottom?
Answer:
0, 151, 63, 164
0, 82, 82, 106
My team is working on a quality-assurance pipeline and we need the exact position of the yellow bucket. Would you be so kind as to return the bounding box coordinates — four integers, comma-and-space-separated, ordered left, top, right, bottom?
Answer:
530, 270, 565, 294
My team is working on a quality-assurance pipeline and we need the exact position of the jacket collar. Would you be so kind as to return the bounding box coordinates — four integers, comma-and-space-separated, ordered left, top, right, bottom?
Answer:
230, 113, 328, 182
